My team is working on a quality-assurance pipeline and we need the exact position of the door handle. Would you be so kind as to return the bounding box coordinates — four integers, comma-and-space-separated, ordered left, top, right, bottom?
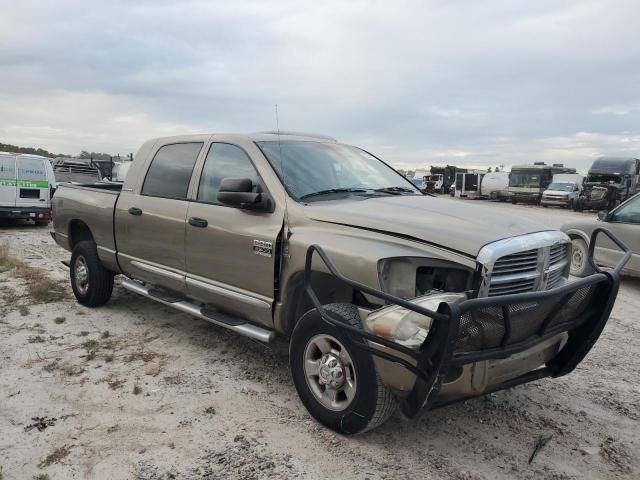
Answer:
128, 207, 142, 216
188, 217, 208, 228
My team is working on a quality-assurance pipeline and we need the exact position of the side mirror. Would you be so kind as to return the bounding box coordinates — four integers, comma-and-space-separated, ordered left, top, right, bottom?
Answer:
597, 210, 608, 221
217, 178, 272, 212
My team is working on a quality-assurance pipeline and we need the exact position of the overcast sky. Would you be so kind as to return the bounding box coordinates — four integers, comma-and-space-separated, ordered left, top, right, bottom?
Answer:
1, 0, 639, 172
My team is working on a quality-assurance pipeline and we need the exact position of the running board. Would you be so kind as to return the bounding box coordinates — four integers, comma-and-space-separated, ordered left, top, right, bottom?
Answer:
121, 278, 275, 343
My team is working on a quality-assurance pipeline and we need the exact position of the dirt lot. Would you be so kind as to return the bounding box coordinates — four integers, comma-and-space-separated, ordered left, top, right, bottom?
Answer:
0, 203, 639, 480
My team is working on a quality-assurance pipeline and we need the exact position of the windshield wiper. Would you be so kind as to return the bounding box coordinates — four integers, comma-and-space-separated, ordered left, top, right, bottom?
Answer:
373, 186, 419, 195
300, 188, 368, 201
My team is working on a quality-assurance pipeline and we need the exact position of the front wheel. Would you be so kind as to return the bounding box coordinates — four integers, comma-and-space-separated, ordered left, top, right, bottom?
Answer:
570, 238, 595, 277
70, 241, 114, 306
290, 303, 397, 434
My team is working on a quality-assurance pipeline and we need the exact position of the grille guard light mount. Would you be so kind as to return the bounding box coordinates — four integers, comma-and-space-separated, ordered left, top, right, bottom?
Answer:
303, 228, 630, 417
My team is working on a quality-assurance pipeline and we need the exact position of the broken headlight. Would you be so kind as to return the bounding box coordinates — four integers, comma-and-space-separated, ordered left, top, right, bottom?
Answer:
364, 293, 466, 349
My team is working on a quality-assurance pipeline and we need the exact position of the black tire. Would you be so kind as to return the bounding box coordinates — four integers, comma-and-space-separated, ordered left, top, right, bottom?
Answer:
511, 199, 517, 204
290, 303, 397, 434
35, 220, 50, 226
569, 238, 595, 277
70, 241, 114, 307
568, 199, 574, 210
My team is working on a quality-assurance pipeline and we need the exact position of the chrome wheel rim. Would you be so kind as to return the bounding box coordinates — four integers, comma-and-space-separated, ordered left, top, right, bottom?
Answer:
303, 334, 356, 411
571, 240, 584, 273
75, 255, 89, 295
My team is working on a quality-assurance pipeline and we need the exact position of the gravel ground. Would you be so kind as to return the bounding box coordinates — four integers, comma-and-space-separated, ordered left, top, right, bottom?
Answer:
0, 202, 638, 480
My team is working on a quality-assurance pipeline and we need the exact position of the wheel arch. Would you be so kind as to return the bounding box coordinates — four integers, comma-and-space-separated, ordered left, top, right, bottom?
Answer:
564, 228, 590, 244
68, 219, 95, 249
278, 270, 356, 338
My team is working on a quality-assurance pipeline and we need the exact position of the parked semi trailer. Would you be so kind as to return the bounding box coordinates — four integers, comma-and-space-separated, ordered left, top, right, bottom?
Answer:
575, 157, 640, 211
425, 165, 467, 193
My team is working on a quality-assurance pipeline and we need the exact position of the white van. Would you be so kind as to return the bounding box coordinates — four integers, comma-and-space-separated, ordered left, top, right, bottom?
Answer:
0, 152, 57, 224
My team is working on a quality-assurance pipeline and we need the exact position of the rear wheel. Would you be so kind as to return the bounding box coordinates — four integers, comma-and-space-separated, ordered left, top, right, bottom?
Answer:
290, 303, 397, 434
570, 238, 595, 277
70, 241, 114, 306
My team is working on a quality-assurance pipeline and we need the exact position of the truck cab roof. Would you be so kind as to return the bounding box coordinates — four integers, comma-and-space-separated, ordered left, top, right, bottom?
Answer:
588, 157, 639, 174
145, 132, 338, 146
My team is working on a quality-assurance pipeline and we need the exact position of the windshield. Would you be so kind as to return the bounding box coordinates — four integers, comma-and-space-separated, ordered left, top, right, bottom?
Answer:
586, 174, 622, 184
509, 171, 542, 188
257, 141, 420, 201
547, 182, 575, 192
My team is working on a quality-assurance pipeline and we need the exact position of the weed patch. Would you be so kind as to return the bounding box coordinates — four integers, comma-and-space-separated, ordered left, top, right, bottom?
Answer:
126, 351, 159, 363
43, 361, 59, 373
16, 265, 67, 303
38, 445, 71, 468
0, 243, 24, 272
62, 365, 84, 377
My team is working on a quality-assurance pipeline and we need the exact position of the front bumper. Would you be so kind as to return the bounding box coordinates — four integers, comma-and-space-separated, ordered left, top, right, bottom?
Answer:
511, 193, 541, 203
541, 197, 570, 206
304, 228, 630, 418
0, 206, 51, 220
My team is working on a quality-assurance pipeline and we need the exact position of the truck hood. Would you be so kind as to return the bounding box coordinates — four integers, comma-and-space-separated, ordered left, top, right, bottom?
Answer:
305, 195, 552, 258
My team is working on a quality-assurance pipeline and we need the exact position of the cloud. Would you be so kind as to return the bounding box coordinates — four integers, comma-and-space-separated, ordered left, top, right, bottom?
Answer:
0, 0, 639, 168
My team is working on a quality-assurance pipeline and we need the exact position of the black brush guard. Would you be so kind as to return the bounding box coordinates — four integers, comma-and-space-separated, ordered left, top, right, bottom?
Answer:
304, 228, 630, 417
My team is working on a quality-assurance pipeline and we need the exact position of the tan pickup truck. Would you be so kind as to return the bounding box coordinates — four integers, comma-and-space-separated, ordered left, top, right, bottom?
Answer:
51, 132, 629, 434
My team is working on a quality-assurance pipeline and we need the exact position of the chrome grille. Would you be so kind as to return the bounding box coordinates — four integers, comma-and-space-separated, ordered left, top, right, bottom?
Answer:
478, 236, 570, 298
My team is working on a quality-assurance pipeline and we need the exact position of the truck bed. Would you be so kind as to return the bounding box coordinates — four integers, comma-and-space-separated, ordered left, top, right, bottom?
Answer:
52, 183, 122, 270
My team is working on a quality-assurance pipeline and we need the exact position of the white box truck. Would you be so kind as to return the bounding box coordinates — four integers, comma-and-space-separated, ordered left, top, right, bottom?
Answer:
0, 152, 57, 224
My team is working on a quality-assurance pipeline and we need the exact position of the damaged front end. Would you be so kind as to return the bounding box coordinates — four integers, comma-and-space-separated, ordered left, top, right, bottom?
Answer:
303, 228, 630, 418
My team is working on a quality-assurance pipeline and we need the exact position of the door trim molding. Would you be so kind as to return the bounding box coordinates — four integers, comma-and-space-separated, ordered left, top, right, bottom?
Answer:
129, 259, 185, 282
186, 275, 271, 309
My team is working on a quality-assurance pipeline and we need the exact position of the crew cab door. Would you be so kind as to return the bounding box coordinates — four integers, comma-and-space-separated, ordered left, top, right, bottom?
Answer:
184, 142, 284, 327
115, 142, 204, 294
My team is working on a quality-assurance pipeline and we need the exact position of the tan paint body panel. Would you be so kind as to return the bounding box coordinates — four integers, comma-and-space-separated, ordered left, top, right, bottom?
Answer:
562, 211, 640, 277
51, 185, 121, 272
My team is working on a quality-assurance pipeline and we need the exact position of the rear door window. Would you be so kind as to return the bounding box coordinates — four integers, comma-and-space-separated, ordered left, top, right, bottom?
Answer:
17, 158, 48, 188
0, 155, 16, 186
142, 143, 203, 199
